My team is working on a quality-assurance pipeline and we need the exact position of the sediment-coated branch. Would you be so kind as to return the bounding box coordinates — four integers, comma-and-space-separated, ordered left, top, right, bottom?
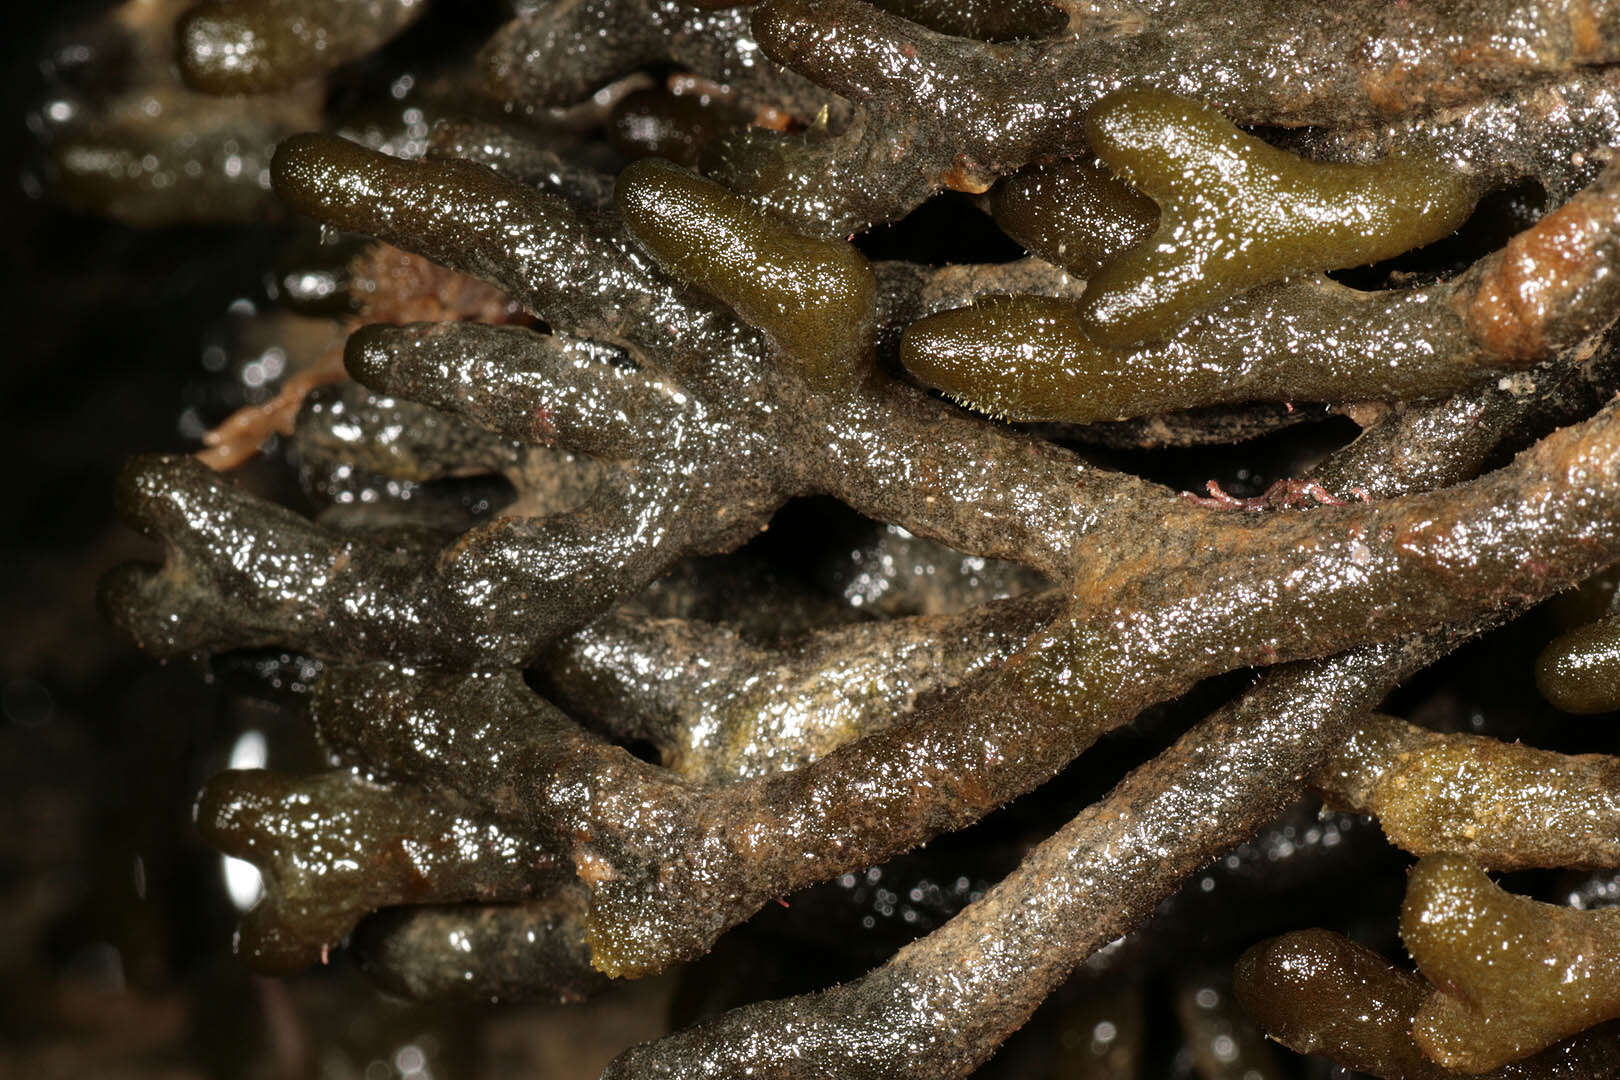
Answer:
601, 632, 1473, 1078
199, 769, 566, 974
730, 0, 1620, 233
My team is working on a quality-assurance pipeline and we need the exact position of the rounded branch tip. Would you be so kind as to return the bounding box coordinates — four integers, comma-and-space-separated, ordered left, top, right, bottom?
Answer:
1078, 89, 1481, 345
615, 156, 876, 387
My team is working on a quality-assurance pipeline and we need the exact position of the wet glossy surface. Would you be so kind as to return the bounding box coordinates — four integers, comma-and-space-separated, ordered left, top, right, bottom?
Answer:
547, 593, 1054, 781
353, 885, 607, 1004
616, 158, 877, 387
481, 0, 836, 120
53, 0, 1620, 1074
1317, 714, 1620, 869
1538, 613, 1620, 714
1078, 90, 1480, 344
1403, 854, 1620, 1070
199, 768, 562, 974
901, 284, 1493, 423
180, 0, 428, 94
905, 161, 1620, 423
742, 0, 1618, 235
1236, 928, 1620, 1079
987, 157, 1159, 279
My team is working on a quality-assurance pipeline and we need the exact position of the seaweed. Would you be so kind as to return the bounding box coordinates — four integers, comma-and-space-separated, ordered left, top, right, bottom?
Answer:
1236, 929, 1620, 1079
1403, 855, 1620, 1070
30, 0, 1620, 1075
1538, 613, 1620, 714
903, 160, 1620, 422
1316, 714, 1620, 869
1075, 89, 1481, 343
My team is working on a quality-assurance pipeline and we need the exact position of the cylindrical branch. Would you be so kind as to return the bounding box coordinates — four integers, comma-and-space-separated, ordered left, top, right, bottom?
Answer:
101, 272, 1153, 663
220, 599, 1046, 997
1402, 854, 1620, 1071
895, 279, 1527, 425
740, 0, 1620, 234
1313, 714, 1620, 869
103, 436, 785, 665
1074, 90, 1482, 345
313, 397, 1620, 984
875, 261, 1336, 446
760, 0, 1620, 131
316, 596, 1046, 993
791, 377, 1149, 580
1288, 68, 1620, 202
309, 665, 700, 888
344, 321, 684, 462
599, 633, 1465, 1079
270, 134, 764, 376
479, 0, 838, 119
426, 118, 620, 210
595, 365, 1568, 1072
983, 395, 1620, 762
701, 108, 952, 238
789, 381, 1620, 952
902, 159, 1620, 423
1234, 929, 1620, 1080
197, 768, 565, 975
736, 390, 1620, 969
1538, 613, 1620, 714
985, 158, 1158, 279
293, 379, 523, 484
1309, 328, 1620, 501
200, 236, 542, 474
178, 0, 428, 95
872, 256, 1085, 366
615, 158, 878, 387
353, 600, 1052, 991
351, 885, 607, 1005
104, 453, 429, 660
1079, 802, 1393, 985
543, 591, 1059, 781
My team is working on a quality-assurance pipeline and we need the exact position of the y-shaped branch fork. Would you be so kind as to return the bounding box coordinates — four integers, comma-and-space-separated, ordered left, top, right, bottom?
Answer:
303, 389, 1620, 990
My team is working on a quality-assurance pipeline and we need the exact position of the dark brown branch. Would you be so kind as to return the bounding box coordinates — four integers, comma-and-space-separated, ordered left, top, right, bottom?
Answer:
730, 0, 1620, 233
601, 632, 1473, 1078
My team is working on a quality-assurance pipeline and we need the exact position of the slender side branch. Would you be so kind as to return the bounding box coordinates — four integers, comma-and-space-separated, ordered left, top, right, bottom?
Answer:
601, 633, 1470, 1078
731, 0, 1620, 233
1315, 714, 1620, 869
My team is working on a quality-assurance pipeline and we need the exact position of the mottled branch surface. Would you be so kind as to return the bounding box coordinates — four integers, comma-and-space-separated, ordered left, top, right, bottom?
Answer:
603, 634, 1480, 1078
62, 0, 1620, 1075
734, 0, 1620, 233
1315, 714, 1620, 869
295, 396, 1620, 986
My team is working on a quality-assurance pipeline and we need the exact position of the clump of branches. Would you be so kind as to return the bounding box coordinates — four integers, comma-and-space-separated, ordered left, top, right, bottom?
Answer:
41, 0, 1620, 1074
